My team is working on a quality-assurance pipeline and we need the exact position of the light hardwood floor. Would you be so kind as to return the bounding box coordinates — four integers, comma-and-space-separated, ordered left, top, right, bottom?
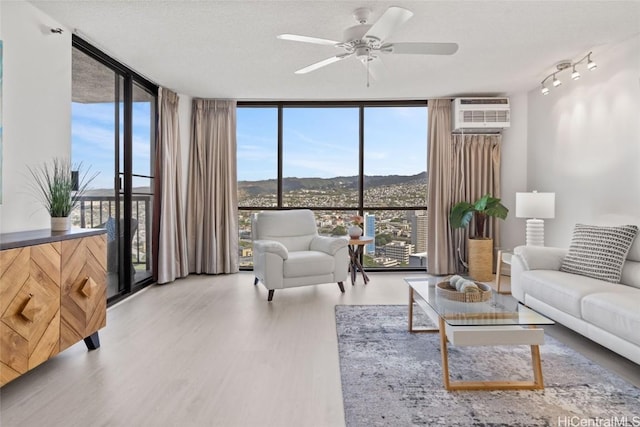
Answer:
1, 272, 638, 427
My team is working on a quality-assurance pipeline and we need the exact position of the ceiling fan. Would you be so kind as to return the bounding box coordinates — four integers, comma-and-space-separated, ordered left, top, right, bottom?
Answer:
277, 6, 458, 79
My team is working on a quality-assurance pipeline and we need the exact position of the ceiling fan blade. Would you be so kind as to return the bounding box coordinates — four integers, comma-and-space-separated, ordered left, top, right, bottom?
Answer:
277, 34, 340, 46
294, 53, 352, 74
364, 6, 414, 42
382, 42, 459, 55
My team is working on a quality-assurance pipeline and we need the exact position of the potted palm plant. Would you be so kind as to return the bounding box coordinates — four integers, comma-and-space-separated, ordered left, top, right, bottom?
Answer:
28, 158, 97, 231
450, 193, 508, 281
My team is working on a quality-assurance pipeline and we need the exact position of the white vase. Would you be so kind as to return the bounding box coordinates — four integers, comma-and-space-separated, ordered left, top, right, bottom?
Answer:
51, 216, 71, 232
347, 226, 363, 239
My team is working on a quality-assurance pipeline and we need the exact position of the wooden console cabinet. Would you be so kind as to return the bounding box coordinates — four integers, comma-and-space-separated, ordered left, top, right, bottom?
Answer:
0, 229, 106, 386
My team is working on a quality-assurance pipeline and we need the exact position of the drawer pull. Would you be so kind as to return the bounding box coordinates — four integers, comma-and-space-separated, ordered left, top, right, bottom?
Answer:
20, 294, 39, 322
80, 277, 97, 297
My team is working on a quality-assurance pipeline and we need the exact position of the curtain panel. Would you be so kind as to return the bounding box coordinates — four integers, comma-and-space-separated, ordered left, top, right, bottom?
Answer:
153, 88, 189, 284
426, 99, 456, 274
187, 99, 239, 274
426, 99, 502, 275
451, 133, 502, 273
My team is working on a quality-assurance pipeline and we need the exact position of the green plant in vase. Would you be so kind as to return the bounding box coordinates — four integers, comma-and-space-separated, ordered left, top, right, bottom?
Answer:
450, 193, 508, 281
28, 157, 98, 231
450, 193, 508, 238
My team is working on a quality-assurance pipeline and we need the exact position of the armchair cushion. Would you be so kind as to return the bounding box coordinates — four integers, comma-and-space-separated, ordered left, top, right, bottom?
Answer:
310, 235, 348, 256
284, 251, 335, 278
253, 240, 288, 260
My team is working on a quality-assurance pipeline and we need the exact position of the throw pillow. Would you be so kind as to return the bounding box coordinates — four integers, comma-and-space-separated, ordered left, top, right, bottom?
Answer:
560, 224, 639, 283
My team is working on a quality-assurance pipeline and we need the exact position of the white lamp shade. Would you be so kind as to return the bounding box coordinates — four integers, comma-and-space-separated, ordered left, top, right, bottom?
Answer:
515, 192, 555, 219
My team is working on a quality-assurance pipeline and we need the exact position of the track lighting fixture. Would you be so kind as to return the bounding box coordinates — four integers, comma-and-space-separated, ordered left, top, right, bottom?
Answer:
587, 53, 597, 71
571, 65, 581, 80
539, 51, 596, 95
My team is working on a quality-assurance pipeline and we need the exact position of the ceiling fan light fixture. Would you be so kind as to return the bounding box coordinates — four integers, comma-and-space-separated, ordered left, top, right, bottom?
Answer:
276, 6, 458, 81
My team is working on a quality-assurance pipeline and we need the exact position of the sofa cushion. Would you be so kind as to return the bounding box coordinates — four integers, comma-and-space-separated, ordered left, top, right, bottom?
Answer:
582, 289, 640, 347
621, 260, 640, 289
522, 270, 615, 318
284, 251, 334, 278
560, 224, 638, 283
594, 214, 640, 262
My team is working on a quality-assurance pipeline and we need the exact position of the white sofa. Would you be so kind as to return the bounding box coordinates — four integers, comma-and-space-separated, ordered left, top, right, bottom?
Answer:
511, 216, 640, 365
252, 209, 349, 301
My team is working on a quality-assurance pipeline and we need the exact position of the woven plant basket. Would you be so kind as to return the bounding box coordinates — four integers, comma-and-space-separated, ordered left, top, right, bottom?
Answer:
468, 238, 493, 281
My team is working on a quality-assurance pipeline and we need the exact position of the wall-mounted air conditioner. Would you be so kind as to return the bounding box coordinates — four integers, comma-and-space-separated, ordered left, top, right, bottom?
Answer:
452, 97, 511, 132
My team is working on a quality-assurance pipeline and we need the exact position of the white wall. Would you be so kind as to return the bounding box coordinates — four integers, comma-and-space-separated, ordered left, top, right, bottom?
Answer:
0, 1, 71, 233
526, 34, 640, 247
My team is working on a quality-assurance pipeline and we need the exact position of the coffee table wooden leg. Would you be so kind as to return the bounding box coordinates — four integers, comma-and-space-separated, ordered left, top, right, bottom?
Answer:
441, 331, 546, 391
531, 344, 544, 388
439, 316, 451, 390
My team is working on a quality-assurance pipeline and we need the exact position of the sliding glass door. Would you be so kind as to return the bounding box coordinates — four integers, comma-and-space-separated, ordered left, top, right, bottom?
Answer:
71, 37, 157, 303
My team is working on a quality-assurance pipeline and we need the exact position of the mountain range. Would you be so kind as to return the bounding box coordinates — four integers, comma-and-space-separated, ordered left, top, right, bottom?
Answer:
239, 171, 427, 196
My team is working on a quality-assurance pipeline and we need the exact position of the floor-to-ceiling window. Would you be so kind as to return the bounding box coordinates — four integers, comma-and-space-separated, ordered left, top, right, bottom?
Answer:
237, 101, 428, 270
71, 36, 157, 304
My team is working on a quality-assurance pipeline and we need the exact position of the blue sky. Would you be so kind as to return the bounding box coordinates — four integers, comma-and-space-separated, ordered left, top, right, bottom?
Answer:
237, 106, 428, 182
72, 102, 152, 190
73, 104, 428, 190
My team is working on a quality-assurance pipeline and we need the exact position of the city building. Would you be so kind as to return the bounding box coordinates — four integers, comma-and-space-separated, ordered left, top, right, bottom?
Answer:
384, 240, 414, 265
364, 213, 376, 254
410, 210, 428, 253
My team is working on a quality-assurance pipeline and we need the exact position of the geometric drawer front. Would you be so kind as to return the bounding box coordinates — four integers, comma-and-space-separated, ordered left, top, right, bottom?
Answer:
60, 235, 106, 352
0, 244, 61, 386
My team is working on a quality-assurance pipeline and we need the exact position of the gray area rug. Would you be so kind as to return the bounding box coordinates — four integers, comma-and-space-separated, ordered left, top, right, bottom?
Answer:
336, 305, 640, 427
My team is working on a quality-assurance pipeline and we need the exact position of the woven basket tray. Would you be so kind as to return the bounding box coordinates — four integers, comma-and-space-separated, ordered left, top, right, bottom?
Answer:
436, 279, 492, 303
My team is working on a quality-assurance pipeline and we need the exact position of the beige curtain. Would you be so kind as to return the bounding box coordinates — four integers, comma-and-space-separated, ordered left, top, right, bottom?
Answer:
427, 99, 456, 274
154, 88, 189, 284
427, 99, 502, 274
451, 134, 502, 272
187, 99, 239, 274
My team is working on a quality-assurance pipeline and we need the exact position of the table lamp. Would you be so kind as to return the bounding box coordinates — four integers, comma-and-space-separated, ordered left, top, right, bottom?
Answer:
515, 191, 555, 246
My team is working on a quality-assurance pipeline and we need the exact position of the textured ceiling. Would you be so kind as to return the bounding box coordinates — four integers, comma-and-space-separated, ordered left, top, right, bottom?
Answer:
31, 0, 640, 100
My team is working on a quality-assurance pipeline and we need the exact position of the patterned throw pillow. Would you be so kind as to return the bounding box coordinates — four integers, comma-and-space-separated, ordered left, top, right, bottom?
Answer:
560, 224, 639, 283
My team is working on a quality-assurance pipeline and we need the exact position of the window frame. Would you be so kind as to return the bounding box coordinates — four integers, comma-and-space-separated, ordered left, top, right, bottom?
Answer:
237, 100, 429, 272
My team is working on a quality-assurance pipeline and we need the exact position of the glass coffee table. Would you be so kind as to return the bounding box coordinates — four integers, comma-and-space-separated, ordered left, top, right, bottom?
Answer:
405, 276, 555, 391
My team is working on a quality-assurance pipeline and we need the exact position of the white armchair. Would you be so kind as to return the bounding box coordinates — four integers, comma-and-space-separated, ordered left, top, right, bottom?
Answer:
252, 209, 349, 301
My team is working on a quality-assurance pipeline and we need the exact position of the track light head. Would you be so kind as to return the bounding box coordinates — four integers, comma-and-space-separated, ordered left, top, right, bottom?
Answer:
541, 85, 550, 95
587, 55, 597, 70
571, 66, 581, 80
552, 75, 562, 87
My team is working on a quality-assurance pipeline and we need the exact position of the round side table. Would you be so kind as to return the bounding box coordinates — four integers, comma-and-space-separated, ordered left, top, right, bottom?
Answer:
348, 237, 374, 285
